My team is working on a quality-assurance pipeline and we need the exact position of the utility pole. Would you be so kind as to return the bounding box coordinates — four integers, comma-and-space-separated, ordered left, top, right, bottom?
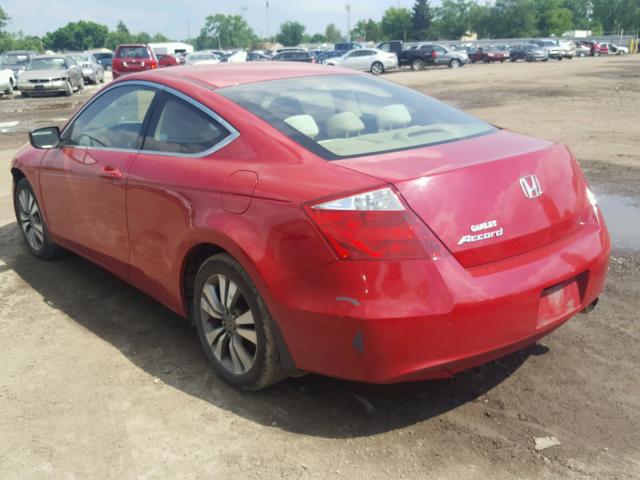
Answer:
266, 1, 270, 42
346, 4, 351, 42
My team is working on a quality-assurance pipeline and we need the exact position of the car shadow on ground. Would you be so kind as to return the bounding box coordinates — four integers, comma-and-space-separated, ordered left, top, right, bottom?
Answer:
0, 221, 544, 439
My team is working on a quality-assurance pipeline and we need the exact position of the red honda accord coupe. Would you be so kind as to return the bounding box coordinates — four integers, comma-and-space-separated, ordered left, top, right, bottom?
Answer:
11, 63, 610, 390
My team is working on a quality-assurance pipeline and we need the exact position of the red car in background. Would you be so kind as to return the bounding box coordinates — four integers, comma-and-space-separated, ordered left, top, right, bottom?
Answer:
470, 47, 508, 63
157, 53, 181, 68
111, 44, 158, 79
12, 63, 610, 390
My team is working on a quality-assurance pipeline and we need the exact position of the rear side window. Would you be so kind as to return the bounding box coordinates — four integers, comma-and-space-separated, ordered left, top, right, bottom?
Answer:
67, 85, 157, 149
143, 93, 230, 155
117, 47, 150, 59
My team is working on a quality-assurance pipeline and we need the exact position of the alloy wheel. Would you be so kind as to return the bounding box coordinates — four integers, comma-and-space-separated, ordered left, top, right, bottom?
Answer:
17, 189, 44, 251
200, 274, 258, 375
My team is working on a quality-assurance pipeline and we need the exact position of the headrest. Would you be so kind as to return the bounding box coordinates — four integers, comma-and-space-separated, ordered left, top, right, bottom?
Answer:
376, 104, 412, 131
326, 112, 365, 138
284, 114, 320, 139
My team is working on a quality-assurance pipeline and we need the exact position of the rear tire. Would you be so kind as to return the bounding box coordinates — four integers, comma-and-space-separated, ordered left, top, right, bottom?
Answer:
411, 58, 424, 71
370, 61, 384, 75
193, 253, 286, 391
14, 178, 64, 260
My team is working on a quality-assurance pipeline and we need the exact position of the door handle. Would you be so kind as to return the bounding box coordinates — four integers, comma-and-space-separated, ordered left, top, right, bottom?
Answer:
101, 165, 122, 179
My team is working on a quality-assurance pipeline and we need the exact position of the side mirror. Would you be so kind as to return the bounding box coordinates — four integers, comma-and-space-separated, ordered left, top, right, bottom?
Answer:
29, 126, 60, 149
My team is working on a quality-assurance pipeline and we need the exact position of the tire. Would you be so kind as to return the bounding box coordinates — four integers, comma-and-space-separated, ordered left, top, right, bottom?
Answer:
14, 178, 64, 260
64, 81, 73, 96
411, 58, 424, 71
4, 81, 13, 96
594, 51, 600, 57
193, 253, 286, 390
99, 71, 105, 83
370, 61, 384, 75
449, 58, 461, 68
21, 91, 29, 98
78, 79, 85, 91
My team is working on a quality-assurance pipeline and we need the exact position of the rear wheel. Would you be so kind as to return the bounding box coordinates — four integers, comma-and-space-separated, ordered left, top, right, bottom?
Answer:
411, 58, 424, 71
4, 81, 13, 96
14, 178, 64, 259
370, 61, 384, 75
193, 254, 286, 390
449, 58, 461, 68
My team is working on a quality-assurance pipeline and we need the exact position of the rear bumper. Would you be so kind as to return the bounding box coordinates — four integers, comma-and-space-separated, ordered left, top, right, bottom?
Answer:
261, 216, 610, 383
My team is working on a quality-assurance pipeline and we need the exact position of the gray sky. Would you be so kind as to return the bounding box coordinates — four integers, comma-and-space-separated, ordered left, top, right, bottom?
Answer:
3, 0, 420, 40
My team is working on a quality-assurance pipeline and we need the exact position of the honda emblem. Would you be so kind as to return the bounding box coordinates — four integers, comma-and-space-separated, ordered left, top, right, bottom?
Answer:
519, 175, 543, 199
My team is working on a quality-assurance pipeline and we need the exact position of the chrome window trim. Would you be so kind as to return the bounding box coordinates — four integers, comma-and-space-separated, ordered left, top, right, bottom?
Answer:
61, 79, 240, 158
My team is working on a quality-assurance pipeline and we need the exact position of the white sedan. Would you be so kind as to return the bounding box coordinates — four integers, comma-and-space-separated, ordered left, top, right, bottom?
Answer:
0, 67, 16, 96
185, 52, 221, 66
323, 48, 398, 75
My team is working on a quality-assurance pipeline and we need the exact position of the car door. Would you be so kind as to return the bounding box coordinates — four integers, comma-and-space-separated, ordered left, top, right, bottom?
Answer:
340, 51, 359, 68
39, 83, 159, 278
125, 89, 238, 310
358, 50, 376, 70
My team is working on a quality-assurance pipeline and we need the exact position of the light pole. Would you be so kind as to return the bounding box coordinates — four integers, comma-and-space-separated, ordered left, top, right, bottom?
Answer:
346, 4, 351, 42
266, 1, 270, 42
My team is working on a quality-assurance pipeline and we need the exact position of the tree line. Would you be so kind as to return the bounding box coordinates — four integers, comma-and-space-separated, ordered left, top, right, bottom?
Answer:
1, 1, 639, 54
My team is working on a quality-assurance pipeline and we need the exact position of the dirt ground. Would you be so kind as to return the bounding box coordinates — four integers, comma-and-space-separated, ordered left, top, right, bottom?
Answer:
1, 56, 639, 479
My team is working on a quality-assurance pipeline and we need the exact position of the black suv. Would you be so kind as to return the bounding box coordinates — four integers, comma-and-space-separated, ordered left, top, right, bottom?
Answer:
271, 51, 316, 63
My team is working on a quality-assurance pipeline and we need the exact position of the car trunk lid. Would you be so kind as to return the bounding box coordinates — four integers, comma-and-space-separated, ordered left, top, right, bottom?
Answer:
336, 130, 590, 268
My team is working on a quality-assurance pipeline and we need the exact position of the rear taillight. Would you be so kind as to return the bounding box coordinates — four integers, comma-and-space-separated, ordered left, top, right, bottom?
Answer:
431, 51, 437, 58
304, 187, 445, 260
151, 60, 157, 69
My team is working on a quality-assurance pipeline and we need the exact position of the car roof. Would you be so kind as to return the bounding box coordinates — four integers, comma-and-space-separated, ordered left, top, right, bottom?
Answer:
31, 55, 66, 60
122, 62, 360, 90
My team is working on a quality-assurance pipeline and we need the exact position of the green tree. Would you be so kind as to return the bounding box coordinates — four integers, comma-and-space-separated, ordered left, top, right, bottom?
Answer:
351, 19, 381, 42
105, 21, 133, 50
151, 33, 170, 42
561, 0, 592, 29
276, 21, 306, 46
490, 0, 538, 38
196, 14, 257, 50
411, 0, 434, 40
324, 23, 342, 43
43, 21, 109, 51
536, 0, 573, 36
381, 7, 412, 41
591, 0, 639, 32
0, 6, 10, 32
309, 33, 326, 43
433, 0, 475, 39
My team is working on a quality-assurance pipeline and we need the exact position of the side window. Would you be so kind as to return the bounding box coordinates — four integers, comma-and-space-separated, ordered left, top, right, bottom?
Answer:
143, 93, 230, 155
68, 85, 157, 149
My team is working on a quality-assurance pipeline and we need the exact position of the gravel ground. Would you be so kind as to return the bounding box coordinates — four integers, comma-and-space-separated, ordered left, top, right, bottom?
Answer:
0, 56, 639, 479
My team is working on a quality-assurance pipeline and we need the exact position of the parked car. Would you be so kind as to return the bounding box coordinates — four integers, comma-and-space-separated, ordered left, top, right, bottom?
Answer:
317, 50, 343, 63
400, 43, 469, 70
334, 42, 361, 52
247, 52, 270, 61
93, 52, 113, 71
69, 52, 105, 84
0, 66, 16, 96
112, 44, 158, 79
15, 62, 610, 390
509, 44, 549, 62
533, 39, 563, 60
0, 50, 38, 79
157, 53, 180, 67
17, 55, 83, 97
323, 48, 397, 74
575, 42, 591, 57
469, 47, 507, 63
185, 52, 221, 65
609, 43, 629, 54
271, 51, 316, 63
376, 40, 403, 62
557, 39, 576, 59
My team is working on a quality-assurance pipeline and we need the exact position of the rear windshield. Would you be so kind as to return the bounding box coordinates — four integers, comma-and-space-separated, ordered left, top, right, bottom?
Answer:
116, 47, 150, 59
1, 54, 29, 66
219, 74, 496, 159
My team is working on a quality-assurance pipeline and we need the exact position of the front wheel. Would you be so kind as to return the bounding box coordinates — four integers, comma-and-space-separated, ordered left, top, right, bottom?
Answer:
14, 178, 64, 259
193, 254, 286, 390
64, 81, 73, 96
4, 81, 13, 96
370, 61, 384, 75
449, 59, 461, 68
411, 58, 424, 71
